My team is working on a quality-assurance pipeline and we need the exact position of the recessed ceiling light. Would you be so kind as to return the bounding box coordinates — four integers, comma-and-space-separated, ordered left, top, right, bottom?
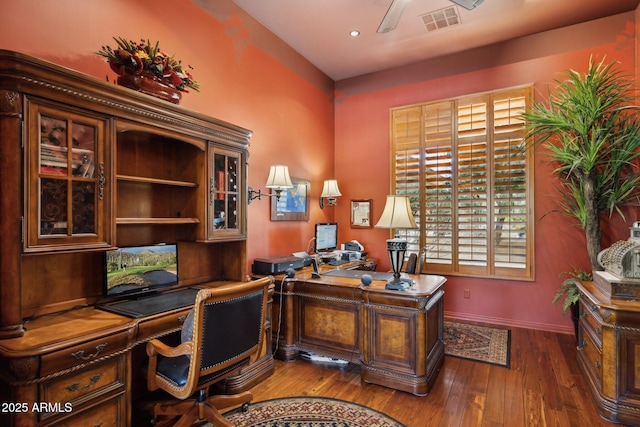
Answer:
349, 30, 360, 37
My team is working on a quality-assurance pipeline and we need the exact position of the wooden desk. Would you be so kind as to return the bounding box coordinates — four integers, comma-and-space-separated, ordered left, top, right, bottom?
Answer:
271, 265, 446, 395
0, 283, 274, 427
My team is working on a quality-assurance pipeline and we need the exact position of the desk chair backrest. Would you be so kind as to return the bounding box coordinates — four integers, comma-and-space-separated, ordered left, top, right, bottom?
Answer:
148, 277, 272, 400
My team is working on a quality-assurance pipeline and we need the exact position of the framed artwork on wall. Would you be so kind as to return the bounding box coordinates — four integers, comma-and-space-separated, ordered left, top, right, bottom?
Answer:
351, 199, 372, 228
271, 178, 310, 221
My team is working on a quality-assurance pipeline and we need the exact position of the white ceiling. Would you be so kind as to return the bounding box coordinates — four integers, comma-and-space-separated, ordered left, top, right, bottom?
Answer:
228, 0, 640, 81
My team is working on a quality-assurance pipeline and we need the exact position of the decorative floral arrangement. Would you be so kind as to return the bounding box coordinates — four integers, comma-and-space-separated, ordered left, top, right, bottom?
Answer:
97, 37, 200, 92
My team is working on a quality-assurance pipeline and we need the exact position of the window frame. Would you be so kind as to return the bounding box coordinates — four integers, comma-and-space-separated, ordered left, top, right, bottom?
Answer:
390, 85, 535, 281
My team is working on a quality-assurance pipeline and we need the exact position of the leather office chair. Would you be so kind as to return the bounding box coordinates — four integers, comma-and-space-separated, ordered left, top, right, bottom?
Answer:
403, 253, 418, 274
146, 277, 274, 427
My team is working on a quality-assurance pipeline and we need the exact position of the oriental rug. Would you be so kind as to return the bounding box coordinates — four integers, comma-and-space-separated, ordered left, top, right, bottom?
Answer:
222, 396, 405, 427
443, 321, 511, 368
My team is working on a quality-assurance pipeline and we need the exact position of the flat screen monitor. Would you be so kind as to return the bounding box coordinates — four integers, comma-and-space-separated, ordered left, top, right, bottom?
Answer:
315, 222, 338, 252
104, 243, 178, 298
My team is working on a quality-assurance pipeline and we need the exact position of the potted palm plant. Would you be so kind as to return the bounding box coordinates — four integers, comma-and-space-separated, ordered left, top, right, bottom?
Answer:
553, 268, 591, 340
523, 58, 640, 318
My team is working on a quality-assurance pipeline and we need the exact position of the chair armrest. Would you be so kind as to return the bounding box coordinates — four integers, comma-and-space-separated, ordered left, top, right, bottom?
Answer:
146, 340, 193, 391
146, 339, 193, 358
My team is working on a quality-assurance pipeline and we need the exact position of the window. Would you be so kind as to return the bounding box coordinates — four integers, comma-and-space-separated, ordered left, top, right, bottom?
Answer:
390, 86, 534, 280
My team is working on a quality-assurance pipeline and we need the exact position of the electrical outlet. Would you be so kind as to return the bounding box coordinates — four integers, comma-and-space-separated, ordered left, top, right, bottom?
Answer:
464, 289, 471, 299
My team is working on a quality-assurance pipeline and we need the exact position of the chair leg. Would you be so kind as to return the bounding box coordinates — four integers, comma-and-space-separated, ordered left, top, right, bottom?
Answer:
208, 391, 253, 409
203, 391, 253, 427
152, 390, 253, 427
201, 403, 233, 427
153, 399, 197, 417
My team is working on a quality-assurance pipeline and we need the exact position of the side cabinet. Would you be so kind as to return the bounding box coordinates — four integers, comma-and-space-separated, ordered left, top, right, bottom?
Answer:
577, 281, 640, 427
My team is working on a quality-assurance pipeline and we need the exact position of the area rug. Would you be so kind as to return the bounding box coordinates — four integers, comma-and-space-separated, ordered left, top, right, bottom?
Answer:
443, 321, 511, 368
223, 396, 405, 427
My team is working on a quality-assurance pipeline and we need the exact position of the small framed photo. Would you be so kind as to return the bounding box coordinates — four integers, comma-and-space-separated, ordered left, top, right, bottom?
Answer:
351, 199, 372, 228
271, 178, 310, 221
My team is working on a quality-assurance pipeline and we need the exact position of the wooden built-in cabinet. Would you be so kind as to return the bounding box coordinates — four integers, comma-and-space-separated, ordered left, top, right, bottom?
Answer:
0, 50, 269, 427
207, 144, 246, 241
25, 99, 112, 253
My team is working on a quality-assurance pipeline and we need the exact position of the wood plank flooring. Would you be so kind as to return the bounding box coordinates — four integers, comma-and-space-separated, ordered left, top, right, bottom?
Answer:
245, 324, 623, 427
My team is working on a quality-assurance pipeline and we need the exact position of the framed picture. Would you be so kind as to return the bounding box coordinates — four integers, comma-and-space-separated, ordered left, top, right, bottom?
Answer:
271, 178, 310, 221
351, 199, 372, 228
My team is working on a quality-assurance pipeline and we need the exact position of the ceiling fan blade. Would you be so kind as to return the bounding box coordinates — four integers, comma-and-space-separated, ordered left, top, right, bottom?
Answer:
377, 0, 411, 33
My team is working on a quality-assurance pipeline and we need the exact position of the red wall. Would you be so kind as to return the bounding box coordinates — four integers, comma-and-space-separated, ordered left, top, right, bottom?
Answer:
334, 12, 639, 333
0, 0, 336, 267
2, 1, 638, 333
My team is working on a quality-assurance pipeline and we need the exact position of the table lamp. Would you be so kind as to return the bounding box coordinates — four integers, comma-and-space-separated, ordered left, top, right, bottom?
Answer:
375, 195, 418, 290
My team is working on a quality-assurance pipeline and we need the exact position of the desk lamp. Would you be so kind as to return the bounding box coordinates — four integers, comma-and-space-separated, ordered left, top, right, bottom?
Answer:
375, 195, 417, 290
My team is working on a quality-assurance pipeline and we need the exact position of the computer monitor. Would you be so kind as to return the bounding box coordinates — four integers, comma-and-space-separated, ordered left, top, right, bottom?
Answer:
104, 243, 178, 298
315, 222, 338, 252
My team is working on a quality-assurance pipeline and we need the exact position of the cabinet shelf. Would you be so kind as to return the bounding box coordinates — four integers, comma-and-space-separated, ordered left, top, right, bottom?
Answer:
116, 217, 200, 225
117, 174, 198, 188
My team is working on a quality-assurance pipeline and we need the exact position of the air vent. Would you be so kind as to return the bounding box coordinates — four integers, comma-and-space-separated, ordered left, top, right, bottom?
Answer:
420, 6, 460, 32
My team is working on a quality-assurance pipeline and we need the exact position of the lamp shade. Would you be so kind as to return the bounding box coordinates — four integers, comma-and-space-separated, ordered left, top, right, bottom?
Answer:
265, 165, 293, 189
320, 179, 342, 198
375, 195, 417, 229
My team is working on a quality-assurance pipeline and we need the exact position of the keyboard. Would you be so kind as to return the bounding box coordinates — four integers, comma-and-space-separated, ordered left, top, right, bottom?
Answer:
328, 259, 349, 266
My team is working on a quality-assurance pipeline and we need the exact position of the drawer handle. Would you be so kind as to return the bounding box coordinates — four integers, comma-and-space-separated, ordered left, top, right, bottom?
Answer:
178, 315, 187, 324
93, 423, 103, 427
65, 374, 102, 392
595, 358, 601, 369
71, 343, 108, 361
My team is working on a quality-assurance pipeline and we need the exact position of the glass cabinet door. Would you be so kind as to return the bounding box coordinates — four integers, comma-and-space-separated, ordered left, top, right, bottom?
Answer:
208, 144, 245, 240
26, 102, 111, 252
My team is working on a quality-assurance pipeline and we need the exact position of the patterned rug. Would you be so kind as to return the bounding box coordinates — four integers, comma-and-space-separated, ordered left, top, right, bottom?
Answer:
223, 396, 405, 427
443, 321, 511, 367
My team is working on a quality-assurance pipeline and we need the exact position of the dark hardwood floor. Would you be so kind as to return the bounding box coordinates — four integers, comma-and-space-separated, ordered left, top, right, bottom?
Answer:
245, 324, 625, 427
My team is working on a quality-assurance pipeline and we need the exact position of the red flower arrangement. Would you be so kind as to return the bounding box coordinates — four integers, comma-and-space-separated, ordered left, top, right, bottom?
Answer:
97, 37, 200, 92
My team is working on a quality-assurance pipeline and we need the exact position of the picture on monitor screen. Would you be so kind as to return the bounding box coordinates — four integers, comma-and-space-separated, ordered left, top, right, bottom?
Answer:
105, 244, 178, 297
315, 222, 338, 253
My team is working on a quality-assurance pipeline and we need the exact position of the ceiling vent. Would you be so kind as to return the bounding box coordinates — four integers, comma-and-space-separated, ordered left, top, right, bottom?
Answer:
420, 6, 460, 32
450, 0, 484, 10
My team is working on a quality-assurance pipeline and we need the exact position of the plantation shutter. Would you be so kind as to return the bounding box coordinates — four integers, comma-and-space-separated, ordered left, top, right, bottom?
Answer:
457, 96, 489, 274
390, 86, 534, 280
391, 107, 421, 254
492, 90, 530, 277
424, 102, 454, 269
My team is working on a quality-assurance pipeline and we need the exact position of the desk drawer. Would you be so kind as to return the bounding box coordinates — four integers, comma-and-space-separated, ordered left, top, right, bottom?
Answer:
580, 296, 602, 344
579, 329, 603, 386
41, 355, 126, 417
46, 391, 126, 427
41, 331, 130, 376
137, 308, 191, 343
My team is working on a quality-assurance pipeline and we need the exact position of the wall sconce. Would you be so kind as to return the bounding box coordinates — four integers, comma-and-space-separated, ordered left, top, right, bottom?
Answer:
319, 179, 341, 208
375, 195, 418, 290
248, 165, 293, 204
